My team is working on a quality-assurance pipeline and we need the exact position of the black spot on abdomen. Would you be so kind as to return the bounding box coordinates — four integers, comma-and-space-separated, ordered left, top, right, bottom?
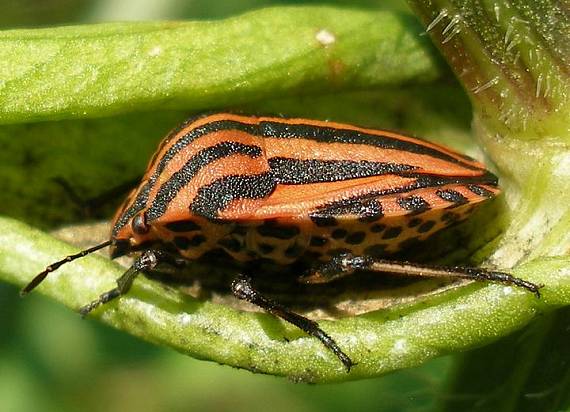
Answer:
257, 220, 300, 239
345, 231, 366, 245
331, 228, 347, 239
364, 244, 387, 258
417, 220, 436, 233
382, 226, 402, 239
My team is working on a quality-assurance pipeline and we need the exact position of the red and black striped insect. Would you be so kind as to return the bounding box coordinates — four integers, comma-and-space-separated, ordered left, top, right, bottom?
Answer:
22, 113, 540, 371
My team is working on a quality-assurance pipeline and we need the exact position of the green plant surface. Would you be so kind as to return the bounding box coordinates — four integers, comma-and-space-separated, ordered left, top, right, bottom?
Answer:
0, 6, 441, 125
1, 216, 568, 384
0, 3, 569, 391
438, 307, 570, 412
0, 281, 452, 412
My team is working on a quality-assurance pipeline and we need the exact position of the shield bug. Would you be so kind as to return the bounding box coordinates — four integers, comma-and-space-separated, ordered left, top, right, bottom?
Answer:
22, 113, 541, 371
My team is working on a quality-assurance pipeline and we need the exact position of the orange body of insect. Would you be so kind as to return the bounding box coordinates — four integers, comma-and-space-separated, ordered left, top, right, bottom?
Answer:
111, 113, 499, 262
23, 113, 540, 372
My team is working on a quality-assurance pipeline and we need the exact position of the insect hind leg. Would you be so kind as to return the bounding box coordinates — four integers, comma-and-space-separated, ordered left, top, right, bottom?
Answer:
301, 253, 542, 297
231, 274, 355, 372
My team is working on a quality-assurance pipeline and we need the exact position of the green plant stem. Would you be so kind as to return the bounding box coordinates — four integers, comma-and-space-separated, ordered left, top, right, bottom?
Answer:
408, 0, 569, 140
1, 217, 568, 382
407, 0, 570, 265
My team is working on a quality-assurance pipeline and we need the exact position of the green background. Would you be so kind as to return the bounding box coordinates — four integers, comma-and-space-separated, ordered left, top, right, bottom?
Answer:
1, 1, 568, 411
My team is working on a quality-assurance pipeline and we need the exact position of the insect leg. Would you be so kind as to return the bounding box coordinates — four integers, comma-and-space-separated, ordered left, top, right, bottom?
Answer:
302, 253, 542, 297
79, 249, 159, 316
231, 275, 355, 372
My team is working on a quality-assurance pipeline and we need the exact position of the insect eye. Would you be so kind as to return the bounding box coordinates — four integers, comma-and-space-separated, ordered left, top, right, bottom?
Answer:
132, 213, 150, 235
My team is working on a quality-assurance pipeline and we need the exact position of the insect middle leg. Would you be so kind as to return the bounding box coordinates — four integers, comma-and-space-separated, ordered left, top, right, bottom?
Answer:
301, 253, 542, 297
231, 274, 355, 371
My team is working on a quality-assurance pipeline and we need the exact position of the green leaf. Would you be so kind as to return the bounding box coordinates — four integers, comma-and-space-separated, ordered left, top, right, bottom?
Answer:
439, 307, 570, 412
0, 6, 441, 124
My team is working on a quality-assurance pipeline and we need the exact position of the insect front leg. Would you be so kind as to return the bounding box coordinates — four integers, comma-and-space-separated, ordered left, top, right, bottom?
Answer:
231, 274, 355, 372
79, 249, 160, 316
301, 253, 542, 297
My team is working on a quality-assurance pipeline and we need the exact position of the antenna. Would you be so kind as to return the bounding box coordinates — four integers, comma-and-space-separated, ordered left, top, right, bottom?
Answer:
21, 240, 112, 296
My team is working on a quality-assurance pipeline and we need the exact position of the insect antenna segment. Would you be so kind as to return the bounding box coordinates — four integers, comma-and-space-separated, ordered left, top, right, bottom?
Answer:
20, 240, 112, 295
